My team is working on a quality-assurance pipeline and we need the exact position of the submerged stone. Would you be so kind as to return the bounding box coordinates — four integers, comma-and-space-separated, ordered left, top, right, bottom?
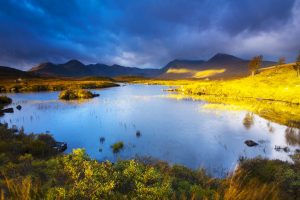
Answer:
244, 140, 258, 147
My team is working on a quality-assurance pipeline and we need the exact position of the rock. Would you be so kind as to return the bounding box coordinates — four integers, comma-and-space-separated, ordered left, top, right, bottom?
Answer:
52, 142, 67, 152
136, 130, 141, 137
1, 107, 14, 113
16, 105, 22, 110
283, 147, 290, 153
275, 145, 290, 153
245, 140, 258, 147
163, 88, 177, 92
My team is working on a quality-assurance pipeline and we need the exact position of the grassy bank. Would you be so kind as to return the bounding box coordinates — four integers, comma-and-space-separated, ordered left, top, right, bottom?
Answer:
0, 78, 119, 93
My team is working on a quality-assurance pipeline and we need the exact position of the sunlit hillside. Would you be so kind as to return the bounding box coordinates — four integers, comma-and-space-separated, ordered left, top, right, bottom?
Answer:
182, 63, 299, 104
176, 63, 300, 128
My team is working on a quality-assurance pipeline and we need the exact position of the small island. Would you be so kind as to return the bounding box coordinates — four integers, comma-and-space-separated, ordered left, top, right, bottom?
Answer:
59, 89, 100, 100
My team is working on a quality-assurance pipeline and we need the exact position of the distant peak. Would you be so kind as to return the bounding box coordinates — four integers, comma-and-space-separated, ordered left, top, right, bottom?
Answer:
208, 53, 242, 62
65, 59, 84, 66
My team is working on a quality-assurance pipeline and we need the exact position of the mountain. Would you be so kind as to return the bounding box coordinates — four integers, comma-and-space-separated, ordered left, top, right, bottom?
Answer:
30, 60, 161, 78
30, 60, 92, 77
26, 53, 276, 79
0, 66, 35, 79
160, 53, 276, 79
88, 64, 161, 77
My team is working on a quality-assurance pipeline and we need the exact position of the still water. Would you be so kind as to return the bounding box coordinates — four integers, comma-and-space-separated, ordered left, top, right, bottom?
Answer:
1, 84, 299, 176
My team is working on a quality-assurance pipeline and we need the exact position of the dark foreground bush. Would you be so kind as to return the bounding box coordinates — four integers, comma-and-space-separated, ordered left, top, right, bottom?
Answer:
0, 96, 12, 106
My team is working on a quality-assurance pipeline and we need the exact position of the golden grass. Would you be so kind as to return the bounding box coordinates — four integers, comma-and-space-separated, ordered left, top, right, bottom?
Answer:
222, 174, 279, 200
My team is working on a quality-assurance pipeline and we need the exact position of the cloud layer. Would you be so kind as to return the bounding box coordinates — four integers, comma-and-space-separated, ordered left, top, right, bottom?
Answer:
0, 0, 299, 69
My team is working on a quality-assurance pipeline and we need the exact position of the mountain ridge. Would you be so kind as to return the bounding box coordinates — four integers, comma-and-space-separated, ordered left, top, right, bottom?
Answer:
1, 53, 277, 79
160, 53, 276, 79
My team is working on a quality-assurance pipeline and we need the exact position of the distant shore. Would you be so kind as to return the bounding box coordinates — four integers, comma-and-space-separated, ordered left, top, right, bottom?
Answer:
0, 78, 119, 93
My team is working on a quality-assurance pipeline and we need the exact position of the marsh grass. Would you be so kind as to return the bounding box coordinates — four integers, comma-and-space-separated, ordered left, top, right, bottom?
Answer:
111, 141, 124, 153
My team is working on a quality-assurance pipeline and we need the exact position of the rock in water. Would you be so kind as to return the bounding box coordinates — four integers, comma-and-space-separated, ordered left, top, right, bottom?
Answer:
16, 105, 22, 110
52, 142, 67, 152
245, 140, 258, 147
1, 107, 14, 113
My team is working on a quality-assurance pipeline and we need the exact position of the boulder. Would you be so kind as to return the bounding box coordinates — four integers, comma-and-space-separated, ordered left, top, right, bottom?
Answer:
245, 140, 258, 147
52, 142, 67, 152
16, 105, 22, 110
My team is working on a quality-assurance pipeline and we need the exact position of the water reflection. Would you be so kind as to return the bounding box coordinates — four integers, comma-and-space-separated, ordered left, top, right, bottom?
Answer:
243, 112, 254, 130
1, 84, 299, 177
285, 127, 300, 146
267, 122, 275, 133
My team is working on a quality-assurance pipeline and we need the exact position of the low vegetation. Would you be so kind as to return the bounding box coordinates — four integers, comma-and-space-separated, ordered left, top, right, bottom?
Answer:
111, 141, 124, 153
59, 89, 99, 100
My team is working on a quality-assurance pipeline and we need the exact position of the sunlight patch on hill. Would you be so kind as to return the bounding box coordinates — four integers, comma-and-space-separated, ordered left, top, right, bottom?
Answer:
166, 68, 194, 74
193, 69, 226, 78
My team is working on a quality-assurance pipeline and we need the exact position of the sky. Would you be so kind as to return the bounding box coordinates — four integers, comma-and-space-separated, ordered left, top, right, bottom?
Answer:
0, 0, 299, 70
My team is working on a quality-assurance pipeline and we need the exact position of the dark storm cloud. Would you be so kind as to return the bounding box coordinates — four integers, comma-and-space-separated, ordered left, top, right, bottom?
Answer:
0, 0, 298, 69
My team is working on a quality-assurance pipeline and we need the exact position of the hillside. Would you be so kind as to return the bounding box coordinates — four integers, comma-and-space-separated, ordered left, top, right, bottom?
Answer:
160, 53, 275, 79
179, 63, 300, 127
0, 66, 35, 79
30, 60, 161, 78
